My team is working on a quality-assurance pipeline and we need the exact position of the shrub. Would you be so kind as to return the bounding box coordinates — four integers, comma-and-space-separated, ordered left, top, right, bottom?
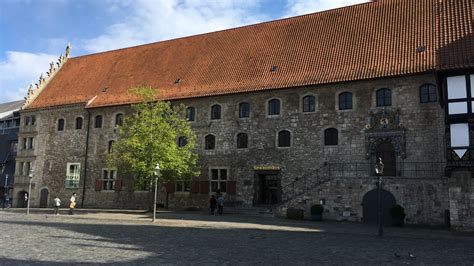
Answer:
311, 204, 324, 215
390, 204, 405, 219
287, 208, 305, 220
390, 204, 406, 226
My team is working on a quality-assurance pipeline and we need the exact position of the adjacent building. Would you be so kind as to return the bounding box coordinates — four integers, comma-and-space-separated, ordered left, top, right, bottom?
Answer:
13, 0, 474, 230
0, 100, 23, 203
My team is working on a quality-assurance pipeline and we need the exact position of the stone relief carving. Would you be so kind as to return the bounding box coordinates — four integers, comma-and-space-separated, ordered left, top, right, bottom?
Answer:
364, 108, 406, 159
22, 44, 72, 109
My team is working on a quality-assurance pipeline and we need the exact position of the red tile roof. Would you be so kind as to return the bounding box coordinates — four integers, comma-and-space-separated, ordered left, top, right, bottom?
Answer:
27, 0, 474, 109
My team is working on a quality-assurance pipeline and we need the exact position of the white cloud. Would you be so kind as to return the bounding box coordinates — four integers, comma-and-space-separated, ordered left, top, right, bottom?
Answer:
0, 51, 57, 103
82, 0, 265, 53
284, 0, 369, 17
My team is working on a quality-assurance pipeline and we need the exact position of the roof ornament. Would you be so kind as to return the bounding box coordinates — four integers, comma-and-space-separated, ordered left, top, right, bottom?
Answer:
22, 43, 72, 109
65, 43, 72, 58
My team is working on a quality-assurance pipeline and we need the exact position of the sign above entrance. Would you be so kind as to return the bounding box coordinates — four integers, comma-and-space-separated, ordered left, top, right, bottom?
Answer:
253, 165, 281, 171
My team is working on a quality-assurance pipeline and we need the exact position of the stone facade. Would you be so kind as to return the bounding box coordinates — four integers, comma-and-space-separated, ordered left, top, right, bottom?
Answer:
14, 72, 458, 227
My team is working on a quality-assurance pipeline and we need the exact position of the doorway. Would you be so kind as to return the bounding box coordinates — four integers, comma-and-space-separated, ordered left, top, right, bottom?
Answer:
361, 189, 396, 225
376, 142, 396, 176
255, 173, 281, 205
40, 188, 49, 208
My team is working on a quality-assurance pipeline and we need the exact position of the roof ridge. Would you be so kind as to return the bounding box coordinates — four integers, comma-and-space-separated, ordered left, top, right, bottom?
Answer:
70, 1, 375, 60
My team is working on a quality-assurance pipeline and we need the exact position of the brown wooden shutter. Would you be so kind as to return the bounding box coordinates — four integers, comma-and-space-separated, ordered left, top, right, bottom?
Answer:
165, 182, 175, 193
95, 180, 102, 191
191, 181, 200, 193
114, 180, 122, 192
200, 181, 210, 194
227, 181, 236, 195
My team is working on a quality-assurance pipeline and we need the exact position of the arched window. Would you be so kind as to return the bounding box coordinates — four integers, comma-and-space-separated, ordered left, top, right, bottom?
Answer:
186, 107, 195, 121
278, 130, 291, 147
178, 136, 188, 147
108, 140, 115, 153
268, 99, 280, 115
205, 135, 215, 150
376, 88, 392, 107
338, 92, 353, 110
419, 84, 437, 103
239, 102, 250, 118
57, 119, 64, 131
324, 128, 338, 145
95, 115, 103, 128
115, 113, 123, 127
302, 95, 315, 112
211, 105, 221, 120
75, 117, 83, 130
236, 133, 248, 148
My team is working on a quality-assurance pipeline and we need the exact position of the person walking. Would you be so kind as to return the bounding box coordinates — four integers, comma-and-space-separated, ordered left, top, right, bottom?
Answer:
209, 195, 217, 215
69, 193, 76, 215
4, 193, 10, 209
217, 194, 224, 215
53, 195, 61, 215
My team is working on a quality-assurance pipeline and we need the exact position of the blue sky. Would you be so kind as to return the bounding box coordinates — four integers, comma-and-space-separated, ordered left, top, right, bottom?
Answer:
0, 0, 367, 103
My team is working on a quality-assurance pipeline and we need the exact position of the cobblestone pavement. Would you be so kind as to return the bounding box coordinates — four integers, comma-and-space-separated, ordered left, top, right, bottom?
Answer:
0, 209, 473, 265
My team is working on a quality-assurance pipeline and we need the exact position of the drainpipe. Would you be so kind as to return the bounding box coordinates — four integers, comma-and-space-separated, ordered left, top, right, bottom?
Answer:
81, 109, 91, 208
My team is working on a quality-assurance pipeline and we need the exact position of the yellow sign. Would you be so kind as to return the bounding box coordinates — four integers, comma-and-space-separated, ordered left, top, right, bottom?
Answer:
253, 165, 281, 171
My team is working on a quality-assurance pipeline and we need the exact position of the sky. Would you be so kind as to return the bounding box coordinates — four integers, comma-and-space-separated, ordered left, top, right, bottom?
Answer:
0, 0, 368, 104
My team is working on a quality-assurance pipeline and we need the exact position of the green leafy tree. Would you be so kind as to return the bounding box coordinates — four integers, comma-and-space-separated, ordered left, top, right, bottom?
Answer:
107, 87, 199, 189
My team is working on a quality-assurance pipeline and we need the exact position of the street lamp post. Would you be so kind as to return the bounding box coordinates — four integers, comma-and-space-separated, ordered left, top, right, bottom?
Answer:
375, 158, 384, 237
27, 171, 33, 215
152, 163, 160, 222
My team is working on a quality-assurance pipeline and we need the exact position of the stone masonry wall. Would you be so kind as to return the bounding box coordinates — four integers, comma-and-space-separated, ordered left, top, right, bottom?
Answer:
14, 73, 454, 227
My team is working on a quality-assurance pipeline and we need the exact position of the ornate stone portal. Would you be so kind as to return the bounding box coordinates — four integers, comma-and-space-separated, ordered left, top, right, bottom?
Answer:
364, 108, 407, 159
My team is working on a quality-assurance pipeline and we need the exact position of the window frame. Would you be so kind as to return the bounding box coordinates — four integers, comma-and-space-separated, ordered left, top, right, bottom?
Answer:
277, 130, 292, 148
115, 113, 124, 127
338, 92, 353, 110
177, 136, 188, 147
236, 132, 248, 149
75, 117, 83, 130
175, 180, 191, 193
324, 128, 339, 146
101, 168, 117, 191
376, 88, 392, 107
186, 107, 196, 122
239, 102, 250, 118
205, 134, 216, 150
209, 168, 229, 194
65, 163, 80, 189
302, 95, 316, 113
210, 104, 222, 120
267, 98, 281, 116
94, 115, 103, 128
57, 118, 65, 131
419, 83, 437, 103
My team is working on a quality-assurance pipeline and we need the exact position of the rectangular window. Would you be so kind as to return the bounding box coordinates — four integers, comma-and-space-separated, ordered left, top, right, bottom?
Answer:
175, 180, 191, 192
31, 116, 36, 125
65, 163, 80, 189
210, 168, 228, 193
447, 76, 467, 99
10, 141, 17, 153
25, 116, 30, 126
28, 137, 34, 149
22, 138, 27, 150
448, 102, 468, 115
25, 162, 31, 176
101, 169, 116, 191
18, 162, 24, 175
450, 123, 469, 147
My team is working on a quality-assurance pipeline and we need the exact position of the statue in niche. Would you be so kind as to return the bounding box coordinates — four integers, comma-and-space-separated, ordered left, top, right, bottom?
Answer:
65, 43, 72, 58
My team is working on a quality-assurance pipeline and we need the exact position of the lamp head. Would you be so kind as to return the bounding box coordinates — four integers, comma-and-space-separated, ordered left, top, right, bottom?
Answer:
28, 172, 33, 179
153, 163, 160, 176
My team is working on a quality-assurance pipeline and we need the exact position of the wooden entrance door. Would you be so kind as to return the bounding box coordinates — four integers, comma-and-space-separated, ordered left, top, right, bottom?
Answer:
40, 188, 49, 208
362, 189, 396, 225
376, 142, 396, 176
